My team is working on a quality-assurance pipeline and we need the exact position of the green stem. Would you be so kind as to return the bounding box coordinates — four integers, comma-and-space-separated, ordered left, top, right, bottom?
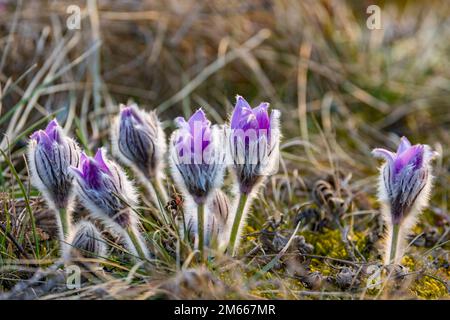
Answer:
389, 224, 400, 264
126, 226, 148, 261
58, 208, 70, 240
197, 203, 205, 262
227, 193, 249, 257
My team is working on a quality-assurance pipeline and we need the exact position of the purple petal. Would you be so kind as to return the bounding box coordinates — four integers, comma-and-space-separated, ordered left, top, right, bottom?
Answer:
70, 166, 84, 179
242, 113, 259, 131
94, 149, 111, 174
80, 152, 89, 166
121, 106, 133, 119
45, 119, 59, 135
45, 119, 60, 142
175, 117, 191, 132
77, 154, 102, 189
235, 95, 252, 110
36, 130, 54, 151
121, 105, 142, 124
201, 124, 211, 151
175, 134, 192, 157
253, 102, 270, 131
394, 145, 424, 174
231, 96, 253, 129
372, 148, 396, 162
30, 130, 42, 142
188, 109, 208, 129
397, 136, 412, 154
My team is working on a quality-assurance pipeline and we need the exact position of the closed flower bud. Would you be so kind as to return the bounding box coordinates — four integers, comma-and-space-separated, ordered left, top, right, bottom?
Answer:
112, 103, 166, 179
169, 109, 225, 205
372, 136, 437, 264
228, 95, 281, 194
207, 190, 231, 245
64, 220, 106, 261
183, 189, 231, 248
28, 119, 80, 210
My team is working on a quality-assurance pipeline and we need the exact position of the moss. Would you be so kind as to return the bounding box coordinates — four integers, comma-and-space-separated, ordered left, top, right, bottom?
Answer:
302, 228, 367, 260
302, 229, 346, 259
245, 225, 257, 242
412, 275, 448, 299
401, 255, 416, 271
309, 258, 333, 276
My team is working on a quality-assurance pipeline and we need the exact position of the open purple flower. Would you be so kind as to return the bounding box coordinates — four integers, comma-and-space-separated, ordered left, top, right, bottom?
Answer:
71, 149, 150, 260
226, 95, 281, 256
372, 137, 436, 225
112, 103, 166, 179
228, 95, 280, 194
373, 136, 437, 265
169, 109, 225, 261
170, 109, 225, 205
72, 148, 137, 228
231, 96, 271, 140
28, 119, 80, 210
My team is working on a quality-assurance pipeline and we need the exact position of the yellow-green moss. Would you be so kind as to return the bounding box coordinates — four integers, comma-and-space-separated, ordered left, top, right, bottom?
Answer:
302, 228, 367, 260
401, 255, 416, 271
412, 275, 448, 299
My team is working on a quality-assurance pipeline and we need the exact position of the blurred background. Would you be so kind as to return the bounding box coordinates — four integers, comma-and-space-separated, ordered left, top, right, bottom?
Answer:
0, 0, 449, 167
0, 0, 449, 299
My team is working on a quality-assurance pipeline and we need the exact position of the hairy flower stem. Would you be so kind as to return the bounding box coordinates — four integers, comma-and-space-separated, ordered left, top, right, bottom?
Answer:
58, 208, 70, 240
153, 176, 168, 205
197, 203, 205, 262
227, 193, 249, 257
126, 226, 147, 262
388, 224, 400, 265
141, 177, 170, 224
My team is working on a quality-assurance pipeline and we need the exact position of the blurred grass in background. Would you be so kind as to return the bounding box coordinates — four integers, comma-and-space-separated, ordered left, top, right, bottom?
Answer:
0, 0, 449, 299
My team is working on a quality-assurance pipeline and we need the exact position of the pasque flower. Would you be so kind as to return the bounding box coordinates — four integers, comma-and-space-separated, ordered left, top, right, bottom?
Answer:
169, 109, 225, 260
229, 95, 281, 194
226, 95, 281, 256
373, 136, 437, 265
71, 148, 150, 261
183, 189, 231, 249
64, 220, 106, 265
112, 104, 168, 204
28, 119, 80, 247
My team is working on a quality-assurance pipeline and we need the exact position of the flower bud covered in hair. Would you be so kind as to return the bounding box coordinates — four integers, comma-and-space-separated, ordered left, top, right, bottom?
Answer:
71, 149, 150, 261
64, 220, 106, 262
112, 103, 166, 179
373, 136, 437, 264
28, 119, 80, 210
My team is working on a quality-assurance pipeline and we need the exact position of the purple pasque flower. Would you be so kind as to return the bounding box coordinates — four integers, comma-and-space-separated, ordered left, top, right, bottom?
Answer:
28, 119, 80, 209
372, 136, 437, 225
174, 109, 212, 162
64, 220, 106, 262
112, 103, 166, 179
71, 148, 138, 229
231, 96, 271, 138
169, 109, 225, 204
228, 95, 281, 194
